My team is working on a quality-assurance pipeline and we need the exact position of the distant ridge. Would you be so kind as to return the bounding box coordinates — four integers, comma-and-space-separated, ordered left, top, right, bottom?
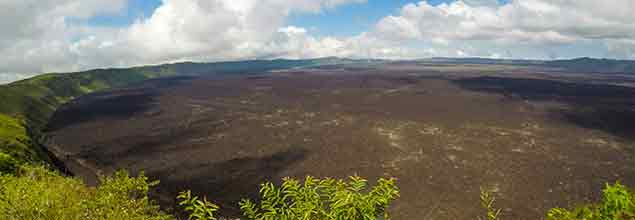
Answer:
422, 57, 543, 65
23, 56, 363, 82
421, 57, 635, 74
545, 57, 635, 74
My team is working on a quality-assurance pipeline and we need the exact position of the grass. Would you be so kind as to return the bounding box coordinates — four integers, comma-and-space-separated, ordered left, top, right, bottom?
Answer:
0, 114, 39, 172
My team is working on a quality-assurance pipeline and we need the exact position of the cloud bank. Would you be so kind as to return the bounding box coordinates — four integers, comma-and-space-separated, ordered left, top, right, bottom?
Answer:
373, 0, 635, 58
0, 0, 369, 76
1, 0, 635, 83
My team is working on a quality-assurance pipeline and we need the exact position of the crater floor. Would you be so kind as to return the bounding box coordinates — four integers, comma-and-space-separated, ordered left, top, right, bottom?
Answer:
46, 65, 635, 220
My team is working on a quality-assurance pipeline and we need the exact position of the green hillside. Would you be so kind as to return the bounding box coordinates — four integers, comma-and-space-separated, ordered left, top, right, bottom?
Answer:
0, 58, 358, 172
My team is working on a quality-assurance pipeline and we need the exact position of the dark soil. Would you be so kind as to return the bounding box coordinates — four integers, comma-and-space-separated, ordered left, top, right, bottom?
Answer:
46, 65, 635, 220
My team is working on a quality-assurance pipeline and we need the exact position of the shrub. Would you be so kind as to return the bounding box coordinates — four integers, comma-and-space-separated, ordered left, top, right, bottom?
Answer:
0, 166, 173, 220
178, 175, 399, 220
0, 152, 19, 173
547, 182, 635, 220
240, 176, 400, 220
177, 190, 220, 220
479, 187, 501, 220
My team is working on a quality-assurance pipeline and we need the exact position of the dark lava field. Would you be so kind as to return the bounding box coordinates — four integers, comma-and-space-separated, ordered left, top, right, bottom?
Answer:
45, 62, 635, 220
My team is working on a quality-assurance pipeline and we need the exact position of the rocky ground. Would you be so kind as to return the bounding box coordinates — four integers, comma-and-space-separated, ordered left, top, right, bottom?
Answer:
46, 64, 635, 220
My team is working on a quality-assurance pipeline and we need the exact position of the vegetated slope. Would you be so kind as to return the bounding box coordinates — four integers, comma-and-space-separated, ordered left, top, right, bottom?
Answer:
0, 68, 176, 169
0, 58, 359, 171
0, 166, 172, 220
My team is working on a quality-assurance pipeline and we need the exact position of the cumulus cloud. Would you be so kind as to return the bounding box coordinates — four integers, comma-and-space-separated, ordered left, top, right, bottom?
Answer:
0, 73, 39, 85
0, 0, 367, 77
117, 0, 364, 63
372, 0, 635, 59
0, 0, 128, 74
1, 0, 635, 84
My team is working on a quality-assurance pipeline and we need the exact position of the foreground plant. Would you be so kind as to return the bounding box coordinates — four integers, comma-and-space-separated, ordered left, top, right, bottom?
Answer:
179, 176, 399, 220
479, 187, 502, 220
547, 182, 635, 220
0, 166, 172, 220
178, 190, 220, 220
239, 176, 399, 220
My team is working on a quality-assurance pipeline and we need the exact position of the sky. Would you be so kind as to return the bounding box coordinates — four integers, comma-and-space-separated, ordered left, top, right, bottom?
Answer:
1, 0, 635, 83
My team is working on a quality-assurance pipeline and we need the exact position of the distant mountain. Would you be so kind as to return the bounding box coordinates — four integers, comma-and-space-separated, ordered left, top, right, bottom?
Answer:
422, 57, 543, 65
68, 57, 362, 78
420, 57, 635, 74
545, 57, 635, 74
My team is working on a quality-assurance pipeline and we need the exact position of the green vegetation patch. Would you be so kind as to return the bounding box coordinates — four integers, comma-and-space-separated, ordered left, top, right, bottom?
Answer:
178, 176, 400, 220
0, 68, 175, 128
0, 166, 173, 220
547, 183, 634, 220
0, 166, 400, 220
0, 114, 35, 171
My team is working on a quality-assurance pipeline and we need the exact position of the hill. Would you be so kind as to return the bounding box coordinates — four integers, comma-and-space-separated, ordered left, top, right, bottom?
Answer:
422, 57, 542, 65
422, 57, 635, 74
545, 57, 635, 74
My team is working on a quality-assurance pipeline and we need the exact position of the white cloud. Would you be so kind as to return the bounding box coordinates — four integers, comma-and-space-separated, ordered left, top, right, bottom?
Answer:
371, 0, 635, 59
1, 0, 635, 84
0, 0, 367, 79
0, 73, 39, 85
116, 0, 368, 63
0, 0, 128, 74
462, 0, 500, 7
606, 39, 635, 60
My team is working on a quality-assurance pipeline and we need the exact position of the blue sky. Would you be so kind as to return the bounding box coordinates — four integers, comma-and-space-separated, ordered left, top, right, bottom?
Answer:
83, 0, 420, 34
2, 0, 634, 81
287, 0, 511, 37
83, 0, 511, 36
82, 0, 163, 26
288, 0, 417, 37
